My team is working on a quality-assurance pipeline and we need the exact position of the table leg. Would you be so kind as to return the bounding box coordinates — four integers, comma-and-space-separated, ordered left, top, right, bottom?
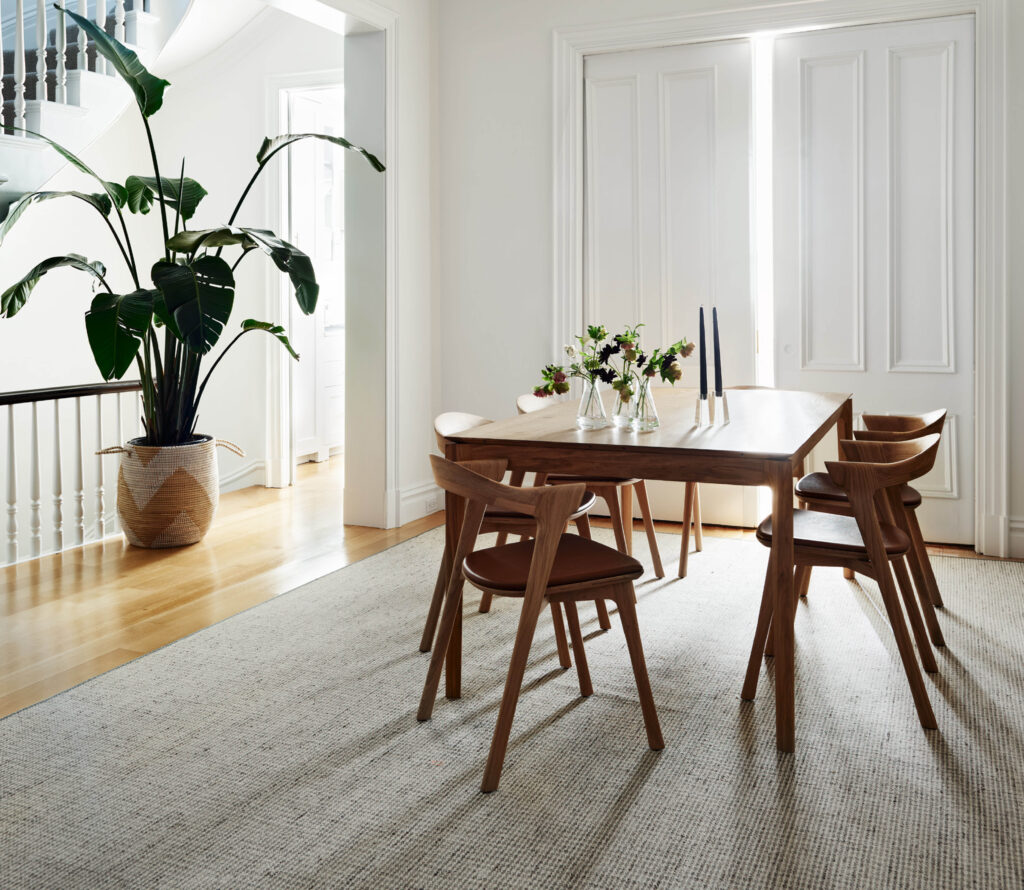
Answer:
443, 446, 464, 700
771, 461, 796, 752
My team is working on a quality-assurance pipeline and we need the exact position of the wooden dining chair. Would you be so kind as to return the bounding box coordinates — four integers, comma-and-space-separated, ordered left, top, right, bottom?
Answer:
424, 413, 610, 655
742, 434, 942, 732
515, 392, 666, 579
418, 455, 664, 792
794, 410, 946, 646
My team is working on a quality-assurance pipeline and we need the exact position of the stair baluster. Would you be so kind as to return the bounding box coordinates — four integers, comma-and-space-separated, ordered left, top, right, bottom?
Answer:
55, 6, 67, 104
77, 0, 88, 70
115, 0, 126, 44
94, 0, 106, 74
6, 406, 17, 565
29, 403, 41, 557
14, 0, 26, 132
73, 398, 85, 545
95, 394, 106, 539
35, 0, 46, 102
52, 400, 63, 552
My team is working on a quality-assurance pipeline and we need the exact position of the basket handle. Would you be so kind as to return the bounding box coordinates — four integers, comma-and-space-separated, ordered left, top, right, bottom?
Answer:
95, 446, 129, 456
216, 439, 246, 458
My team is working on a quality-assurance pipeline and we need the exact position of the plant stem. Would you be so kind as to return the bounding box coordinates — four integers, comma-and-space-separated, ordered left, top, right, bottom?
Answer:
142, 116, 171, 261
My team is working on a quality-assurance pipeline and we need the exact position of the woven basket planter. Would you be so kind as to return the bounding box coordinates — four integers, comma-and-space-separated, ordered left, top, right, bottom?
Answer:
104, 436, 242, 549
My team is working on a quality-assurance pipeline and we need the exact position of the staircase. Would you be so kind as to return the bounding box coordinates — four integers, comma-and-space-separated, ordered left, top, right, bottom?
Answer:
0, 0, 188, 207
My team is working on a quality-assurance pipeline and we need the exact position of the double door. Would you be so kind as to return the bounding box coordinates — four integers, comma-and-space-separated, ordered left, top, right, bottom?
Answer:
583, 15, 975, 542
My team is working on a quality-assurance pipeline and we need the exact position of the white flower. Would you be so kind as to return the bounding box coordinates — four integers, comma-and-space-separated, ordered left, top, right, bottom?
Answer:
564, 344, 577, 359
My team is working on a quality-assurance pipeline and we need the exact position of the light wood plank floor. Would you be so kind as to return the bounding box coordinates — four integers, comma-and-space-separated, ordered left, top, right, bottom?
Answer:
1, 461, 986, 719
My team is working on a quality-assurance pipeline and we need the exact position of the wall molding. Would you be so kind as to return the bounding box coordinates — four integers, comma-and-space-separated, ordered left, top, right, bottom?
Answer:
398, 480, 442, 526
553, 0, 1009, 554
1009, 518, 1024, 559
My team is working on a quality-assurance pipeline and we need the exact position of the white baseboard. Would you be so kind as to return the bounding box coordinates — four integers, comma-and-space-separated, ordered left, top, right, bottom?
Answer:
1009, 518, 1024, 559
220, 460, 266, 493
399, 480, 442, 527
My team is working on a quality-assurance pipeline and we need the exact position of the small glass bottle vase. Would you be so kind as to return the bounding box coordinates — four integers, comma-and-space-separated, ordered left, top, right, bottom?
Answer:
611, 390, 633, 428
631, 377, 660, 432
576, 377, 609, 430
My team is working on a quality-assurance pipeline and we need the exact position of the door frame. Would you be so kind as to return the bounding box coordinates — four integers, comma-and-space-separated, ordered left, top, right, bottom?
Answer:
553, 0, 1009, 555
262, 0, 400, 528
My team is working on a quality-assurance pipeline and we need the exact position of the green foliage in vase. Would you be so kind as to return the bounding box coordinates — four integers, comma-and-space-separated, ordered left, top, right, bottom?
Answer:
0, 5, 384, 446
533, 322, 694, 404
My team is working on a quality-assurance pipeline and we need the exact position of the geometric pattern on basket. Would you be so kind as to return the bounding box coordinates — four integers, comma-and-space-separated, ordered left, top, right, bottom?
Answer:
117, 438, 219, 548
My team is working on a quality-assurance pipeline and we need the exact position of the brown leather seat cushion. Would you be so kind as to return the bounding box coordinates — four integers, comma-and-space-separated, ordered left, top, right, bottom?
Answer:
795, 472, 922, 509
756, 510, 910, 555
546, 474, 642, 486
463, 534, 643, 592
484, 490, 597, 521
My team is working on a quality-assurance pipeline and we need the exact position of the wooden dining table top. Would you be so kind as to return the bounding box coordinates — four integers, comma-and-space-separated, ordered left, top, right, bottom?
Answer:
450, 387, 852, 473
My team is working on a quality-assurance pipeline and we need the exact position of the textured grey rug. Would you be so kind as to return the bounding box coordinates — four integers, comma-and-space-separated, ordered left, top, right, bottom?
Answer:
2, 528, 1024, 889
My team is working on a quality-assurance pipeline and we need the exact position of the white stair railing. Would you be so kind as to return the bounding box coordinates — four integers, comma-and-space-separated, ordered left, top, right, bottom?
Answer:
1, 381, 143, 566
3, 1, 152, 134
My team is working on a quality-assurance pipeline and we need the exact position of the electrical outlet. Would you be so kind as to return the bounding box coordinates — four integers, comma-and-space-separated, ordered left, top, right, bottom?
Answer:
425, 494, 442, 515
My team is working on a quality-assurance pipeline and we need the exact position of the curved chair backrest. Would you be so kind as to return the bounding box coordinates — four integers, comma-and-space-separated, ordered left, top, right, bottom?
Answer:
434, 412, 492, 452
516, 392, 551, 415
727, 384, 772, 390
826, 434, 941, 494
857, 409, 946, 441
429, 454, 584, 524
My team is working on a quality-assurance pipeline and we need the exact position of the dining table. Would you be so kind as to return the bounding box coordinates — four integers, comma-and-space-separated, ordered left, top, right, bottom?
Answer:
439, 385, 853, 752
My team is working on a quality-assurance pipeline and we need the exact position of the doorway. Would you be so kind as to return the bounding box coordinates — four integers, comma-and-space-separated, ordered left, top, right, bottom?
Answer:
581, 14, 976, 544
281, 81, 347, 466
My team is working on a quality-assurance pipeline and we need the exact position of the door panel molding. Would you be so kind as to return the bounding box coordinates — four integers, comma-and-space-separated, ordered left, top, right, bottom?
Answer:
798, 51, 865, 371
554, 0, 1009, 554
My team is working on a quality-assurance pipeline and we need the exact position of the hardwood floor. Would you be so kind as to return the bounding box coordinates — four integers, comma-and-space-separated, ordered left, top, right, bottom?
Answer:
0, 461, 992, 720
0, 460, 442, 719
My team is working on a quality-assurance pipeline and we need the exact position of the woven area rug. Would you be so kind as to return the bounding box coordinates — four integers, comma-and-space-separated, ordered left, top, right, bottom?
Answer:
2, 528, 1023, 889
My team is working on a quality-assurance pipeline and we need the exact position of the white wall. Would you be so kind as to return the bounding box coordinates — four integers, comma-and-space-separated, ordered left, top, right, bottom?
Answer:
436, 0, 1024, 553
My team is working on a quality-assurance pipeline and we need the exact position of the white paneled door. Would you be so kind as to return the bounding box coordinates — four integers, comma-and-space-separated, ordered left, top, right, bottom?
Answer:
584, 40, 756, 526
773, 16, 975, 544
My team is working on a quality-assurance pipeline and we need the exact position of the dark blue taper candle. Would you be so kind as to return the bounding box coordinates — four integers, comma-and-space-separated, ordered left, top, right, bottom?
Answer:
712, 306, 723, 396
698, 307, 707, 398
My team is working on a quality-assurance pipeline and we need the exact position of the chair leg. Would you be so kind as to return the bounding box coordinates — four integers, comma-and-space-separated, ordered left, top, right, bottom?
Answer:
479, 592, 493, 614
574, 515, 611, 630
418, 576, 465, 721
678, 482, 695, 578
873, 559, 938, 729
907, 509, 944, 608
693, 484, 703, 552
495, 532, 510, 547
621, 485, 634, 556
613, 583, 664, 750
550, 601, 572, 669
795, 564, 812, 599
634, 480, 664, 578
563, 601, 593, 697
903, 531, 946, 646
481, 595, 546, 792
742, 554, 775, 700
420, 547, 450, 652
599, 485, 629, 553
892, 557, 938, 673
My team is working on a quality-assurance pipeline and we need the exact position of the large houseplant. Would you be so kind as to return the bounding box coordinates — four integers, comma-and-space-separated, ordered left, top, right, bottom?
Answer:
0, 6, 384, 548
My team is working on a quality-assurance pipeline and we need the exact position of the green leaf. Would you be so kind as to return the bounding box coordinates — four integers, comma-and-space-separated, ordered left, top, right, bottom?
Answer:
14, 128, 129, 210
256, 133, 385, 173
241, 319, 300, 360
123, 175, 208, 221
58, 6, 170, 117
166, 226, 318, 314
151, 256, 234, 354
152, 289, 183, 340
0, 190, 111, 248
85, 289, 155, 380
1, 254, 107, 318
241, 229, 318, 315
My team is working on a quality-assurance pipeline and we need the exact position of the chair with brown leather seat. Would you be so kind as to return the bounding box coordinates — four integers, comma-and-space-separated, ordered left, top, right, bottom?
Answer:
794, 410, 946, 647
418, 455, 664, 792
515, 392, 666, 579
423, 413, 609, 656
742, 434, 942, 732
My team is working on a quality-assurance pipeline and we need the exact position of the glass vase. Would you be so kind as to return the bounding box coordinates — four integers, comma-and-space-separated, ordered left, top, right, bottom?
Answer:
576, 377, 608, 430
611, 389, 633, 428
631, 378, 660, 432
